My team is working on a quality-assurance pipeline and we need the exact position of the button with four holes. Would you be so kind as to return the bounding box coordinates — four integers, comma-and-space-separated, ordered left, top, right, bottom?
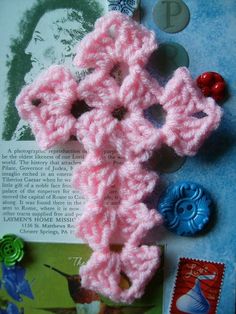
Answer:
0, 234, 24, 266
157, 181, 212, 236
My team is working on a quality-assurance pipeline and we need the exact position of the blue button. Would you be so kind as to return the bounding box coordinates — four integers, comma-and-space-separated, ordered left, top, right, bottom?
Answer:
158, 182, 212, 236
108, 0, 138, 16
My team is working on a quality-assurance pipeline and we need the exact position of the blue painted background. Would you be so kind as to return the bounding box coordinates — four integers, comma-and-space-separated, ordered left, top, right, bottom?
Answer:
141, 0, 236, 313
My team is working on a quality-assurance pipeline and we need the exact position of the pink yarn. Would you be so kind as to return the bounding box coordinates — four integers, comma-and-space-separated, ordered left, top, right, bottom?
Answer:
15, 65, 79, 150
161, 67, 223, 156
15, 11, 223, 304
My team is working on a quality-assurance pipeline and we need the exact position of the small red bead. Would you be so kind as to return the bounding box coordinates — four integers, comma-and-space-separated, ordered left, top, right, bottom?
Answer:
212, 92, 225, 102
201, 86, 211, 97
197, 75, 204, 88
212, 72, 224, 83
200, 72, 214, 86
211, 82, 225, 95
196, 71, 226, 101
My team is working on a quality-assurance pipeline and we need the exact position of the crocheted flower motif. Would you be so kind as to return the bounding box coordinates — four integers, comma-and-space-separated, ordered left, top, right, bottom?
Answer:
74, 12, 163, 161
76, 71, 163, 161
117, 201, 162, 245
161, 67, 223, 156
74, 11, 157, 69
72, 158, 162, 250
79, 244, 161, 303
75, 203, 117, 251
75, 200, 162, 251
15, 65, 79, 150
108, 0, 138, 16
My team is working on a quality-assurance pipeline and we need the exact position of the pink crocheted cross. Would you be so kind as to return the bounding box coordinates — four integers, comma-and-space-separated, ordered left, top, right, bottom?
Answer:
15, 12, 222, 304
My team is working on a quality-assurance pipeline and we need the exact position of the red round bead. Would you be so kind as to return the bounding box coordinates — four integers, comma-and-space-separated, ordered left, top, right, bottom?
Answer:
211, 82, 225, 95
201, 86, 211, 97
197, 75, 204, 88
212, 92, 225, 101
212, 72, 224, 83
200, 72, 214, 86
196, 71, 226, 101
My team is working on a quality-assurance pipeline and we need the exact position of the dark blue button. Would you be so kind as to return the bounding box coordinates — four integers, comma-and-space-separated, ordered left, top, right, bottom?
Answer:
158, 182, 212, 236
108, 0, 138, 16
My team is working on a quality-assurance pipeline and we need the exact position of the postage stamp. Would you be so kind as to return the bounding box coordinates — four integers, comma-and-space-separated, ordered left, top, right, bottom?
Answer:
170, 257, 225, 314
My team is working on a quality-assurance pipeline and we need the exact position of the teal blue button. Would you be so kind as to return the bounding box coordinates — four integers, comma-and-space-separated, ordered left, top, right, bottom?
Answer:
158, 182, 212, 236
148, 42, 189, 76
153, 0, 190, 33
